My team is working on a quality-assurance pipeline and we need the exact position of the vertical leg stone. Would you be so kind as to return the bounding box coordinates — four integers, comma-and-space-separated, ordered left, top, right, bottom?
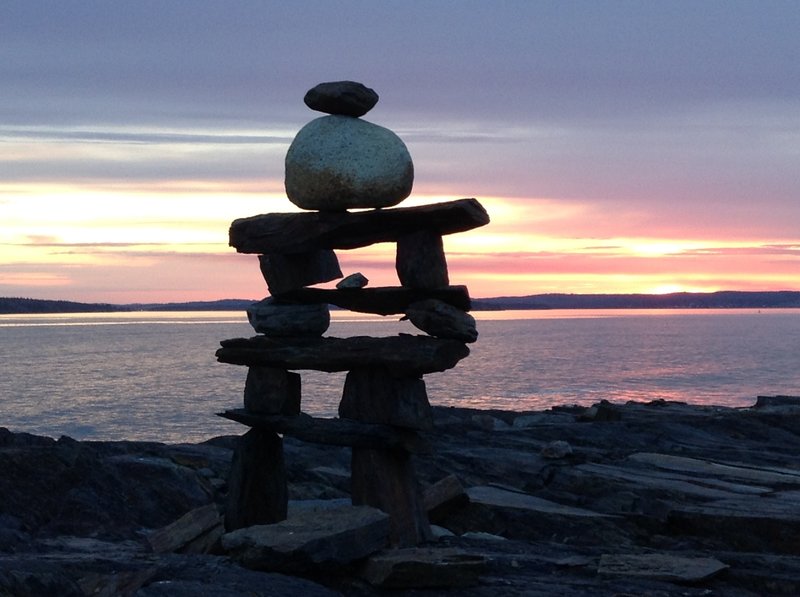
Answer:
259, 249, 342, 295
244, 366, 301, 415
396, 230, 449, 289
351, 447, 432, 546
339, 367, 432, 430
224, 428, 288, 531
341, 366, 433, 546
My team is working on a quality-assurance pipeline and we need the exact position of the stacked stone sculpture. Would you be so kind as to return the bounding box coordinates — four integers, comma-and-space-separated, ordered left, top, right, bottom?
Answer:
217, 81, 489, 546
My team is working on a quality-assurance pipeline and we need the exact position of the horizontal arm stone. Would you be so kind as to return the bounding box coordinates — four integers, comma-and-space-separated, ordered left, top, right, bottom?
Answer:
229, 198, 489, 254
216, 334, 469, 374
275, 285, 471, 316
218, 410, 429, 452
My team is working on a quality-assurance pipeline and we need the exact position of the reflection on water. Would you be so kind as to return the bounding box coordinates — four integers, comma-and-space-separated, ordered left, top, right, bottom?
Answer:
1, 309, 798, 442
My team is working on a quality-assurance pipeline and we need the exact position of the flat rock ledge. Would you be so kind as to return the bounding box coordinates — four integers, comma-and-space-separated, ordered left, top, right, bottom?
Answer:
221, 504, 390, 574
3, 395, 800, 595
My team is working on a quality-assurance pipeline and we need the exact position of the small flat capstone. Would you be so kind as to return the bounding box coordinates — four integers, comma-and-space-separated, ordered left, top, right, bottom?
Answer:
304, 81, 379, 117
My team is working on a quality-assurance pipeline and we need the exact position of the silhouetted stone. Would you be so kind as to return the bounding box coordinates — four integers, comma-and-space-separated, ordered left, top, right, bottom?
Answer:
221, 504, 390, 573
336, 272, 369, 289
258, 250, 341, 295
339, 367, 433, 430
303, 81, 379, 117
217, 334, 470, 375
352, 448, 433, 546
246, 298, 330, 336
219, 410, 428, 452
404, 299, 477, 342
229, 198, 490, 254
276, 285, 471, 315
243, 367, 301, 415
396, 230, 449, 288
285, 115, 413, 210
224, 429, 287, 531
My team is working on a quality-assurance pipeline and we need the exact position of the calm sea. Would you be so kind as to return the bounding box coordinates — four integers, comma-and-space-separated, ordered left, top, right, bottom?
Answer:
1, 309, 799, 443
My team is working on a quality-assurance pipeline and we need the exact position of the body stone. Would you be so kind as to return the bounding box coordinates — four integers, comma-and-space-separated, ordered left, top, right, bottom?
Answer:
285, 115, 413, 211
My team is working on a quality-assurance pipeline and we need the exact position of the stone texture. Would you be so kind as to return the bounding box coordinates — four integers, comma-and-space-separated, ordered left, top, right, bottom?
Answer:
360, 547, 486, 589
541, 440, 573, 459
217, 334, 470, 375
628, 452, 800, 485
5, 400, 800, 594
351, 448, 433, 546
219, 410, 428, 452
246, 298, 329, 336
339, 367, 433, 431
146, 504, 223, 554
303, 81, 379, 117
243, 367, 301, 415
258, 250, 341, 295
221, 504, 390, 572
598, 554, 728, 582
336, 272, 368, 289
0, 433, 214, 541
285, 115, 413, 211
404, 299, 478, 342
423, 474, 469, 523
229, 198, 490, 254
466, 486, 614, 519
224, 429, 287, 532
276, 285, 471, 316
396, 230, 449, 289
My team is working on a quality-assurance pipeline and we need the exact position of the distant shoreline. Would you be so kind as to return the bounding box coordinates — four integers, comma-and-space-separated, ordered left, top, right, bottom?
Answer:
2, 290, 799, 315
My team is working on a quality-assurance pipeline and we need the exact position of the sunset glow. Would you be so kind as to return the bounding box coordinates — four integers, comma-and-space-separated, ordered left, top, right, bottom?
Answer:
1, 2, 798, 304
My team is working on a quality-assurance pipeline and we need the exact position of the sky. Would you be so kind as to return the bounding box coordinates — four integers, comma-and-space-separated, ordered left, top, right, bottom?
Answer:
1, 0, 798, 303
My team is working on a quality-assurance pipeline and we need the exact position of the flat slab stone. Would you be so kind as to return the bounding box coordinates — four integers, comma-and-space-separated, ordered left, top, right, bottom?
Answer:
598, 553, 728, 582
216, 334, 469, 374
467, 486, 613, 518
229, 198, 489, 254
218, 410, 428, 453
360, 547, 486, 589
628, 452, 800, 485
276, 285, 471, 316
668, 493, 800, 554
221, 504, 390, 573
572, 462, 771, 498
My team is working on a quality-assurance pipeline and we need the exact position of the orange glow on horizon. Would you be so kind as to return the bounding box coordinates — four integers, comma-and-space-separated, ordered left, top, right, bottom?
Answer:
3, 186, 798, 304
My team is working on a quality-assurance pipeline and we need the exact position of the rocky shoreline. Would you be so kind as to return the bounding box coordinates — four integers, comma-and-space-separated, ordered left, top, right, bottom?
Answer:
3, 395, 800, 596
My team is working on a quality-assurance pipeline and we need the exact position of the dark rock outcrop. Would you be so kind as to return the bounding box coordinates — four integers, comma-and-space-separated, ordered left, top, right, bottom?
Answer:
3, 395, 800, 595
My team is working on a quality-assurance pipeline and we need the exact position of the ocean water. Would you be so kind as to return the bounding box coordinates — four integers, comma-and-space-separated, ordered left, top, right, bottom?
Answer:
1, 309, 799, 443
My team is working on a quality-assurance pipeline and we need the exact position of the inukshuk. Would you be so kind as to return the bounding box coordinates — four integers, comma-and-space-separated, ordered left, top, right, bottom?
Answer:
216, 81, 489, 546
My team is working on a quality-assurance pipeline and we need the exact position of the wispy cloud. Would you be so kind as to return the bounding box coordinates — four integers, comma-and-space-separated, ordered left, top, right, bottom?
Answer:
0, 127, 293, 145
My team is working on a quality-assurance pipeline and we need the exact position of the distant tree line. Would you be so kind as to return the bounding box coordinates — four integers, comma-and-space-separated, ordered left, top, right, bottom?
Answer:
3, 291, 799, 315
471, 291, 800, 310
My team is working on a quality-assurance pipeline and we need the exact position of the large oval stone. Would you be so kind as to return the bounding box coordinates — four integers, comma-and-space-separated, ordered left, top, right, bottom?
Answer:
285, 115, 414, 211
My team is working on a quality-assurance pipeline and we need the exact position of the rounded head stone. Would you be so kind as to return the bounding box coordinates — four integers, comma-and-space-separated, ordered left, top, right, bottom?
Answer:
304, 81, 379, 117
285, 115, 414, 211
